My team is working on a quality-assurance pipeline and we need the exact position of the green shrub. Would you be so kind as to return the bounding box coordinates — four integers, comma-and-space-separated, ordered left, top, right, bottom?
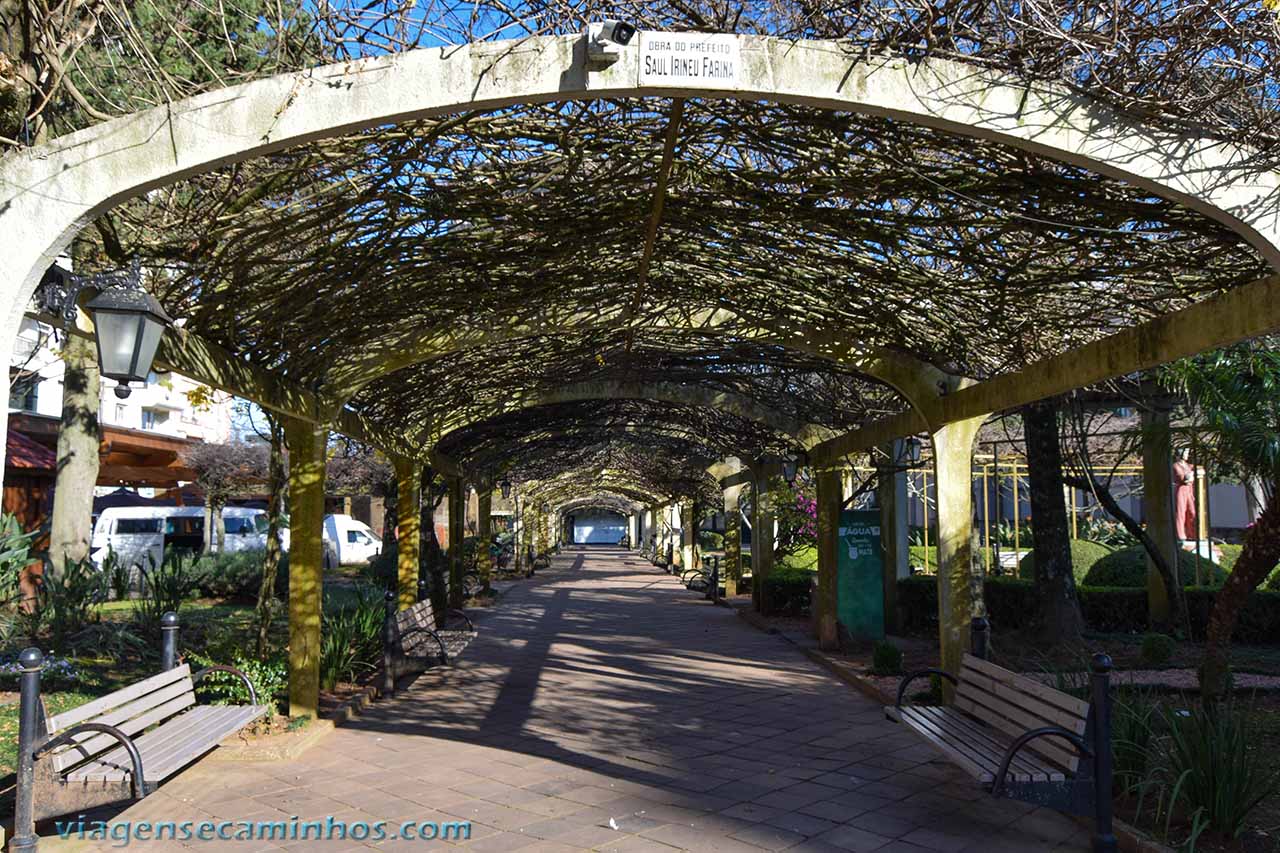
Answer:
0, 512, 38, 607
1016, 539, 1113, 582
1112, 687, 1160, 796
1151, 702, 1280, 840
1139, 633, 1176, 666
318, 585, 385, 691
189, 649, 288, 713
189, 550, 275, 600
872, 641, 903, 676
908, 545, 936, 572
698, 531, 724, 551
40, 557, 103, 649
133, 553, 199, 637
896, 577, 1280, 641
760, 567, 813, 616
1084, 546, 1227, 588
780, 547, 817, 571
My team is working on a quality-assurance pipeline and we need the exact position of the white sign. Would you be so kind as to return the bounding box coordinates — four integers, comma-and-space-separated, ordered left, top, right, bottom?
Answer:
639, 32, 741, 87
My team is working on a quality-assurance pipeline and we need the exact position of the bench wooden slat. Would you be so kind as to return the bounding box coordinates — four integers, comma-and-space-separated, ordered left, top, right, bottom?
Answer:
51, 688, 196, 772
47, 666, 192, 732
901, 706, 1062, 782
895, 707, 1049, 783
954, 691, 1082, 772
962, 655, 1090, 719
909, 706, 1062, 782
122, 705, 266, 779
957, 667, 1089, 738
68, 705, 268, 782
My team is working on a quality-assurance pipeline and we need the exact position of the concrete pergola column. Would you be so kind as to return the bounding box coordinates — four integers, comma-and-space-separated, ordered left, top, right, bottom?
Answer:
628, 513, 640, 550
393, 457, 421, 610
680, 499, 697, 574
751, 471, 777, 613
476, 487, 493, 591
1141, 408, 1177, 626
931, 418, 987, 679
878, 441, 910, 633
722, 483, 745, 597
815, 467, 842, 650
282, 416, 328, 718
447, 477, 465, 610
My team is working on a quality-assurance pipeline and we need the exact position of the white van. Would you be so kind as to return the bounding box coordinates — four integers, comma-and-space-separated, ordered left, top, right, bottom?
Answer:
90, 506, 270, 569
323, 514, 382, 566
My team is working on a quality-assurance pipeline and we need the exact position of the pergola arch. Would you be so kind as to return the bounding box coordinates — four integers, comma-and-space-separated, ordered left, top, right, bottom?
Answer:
4, 32, 1279, 456
420, 380, 837, 467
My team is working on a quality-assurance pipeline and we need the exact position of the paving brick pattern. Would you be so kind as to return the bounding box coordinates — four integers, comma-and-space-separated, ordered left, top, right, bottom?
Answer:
89, 548, 1090, 851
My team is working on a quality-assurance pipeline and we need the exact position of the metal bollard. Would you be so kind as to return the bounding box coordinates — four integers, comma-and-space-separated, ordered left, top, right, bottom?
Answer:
970, 616, 991, 660
1090, 653, 1117, 853
707, 556, 720, 603
382, 591, 398, 697
418, 579, 429, 603
12, 647, 44, 853
160, 611, 180, 671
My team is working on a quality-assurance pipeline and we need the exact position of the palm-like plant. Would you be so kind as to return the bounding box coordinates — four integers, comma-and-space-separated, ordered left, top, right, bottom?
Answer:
1162, 340, 1280, 700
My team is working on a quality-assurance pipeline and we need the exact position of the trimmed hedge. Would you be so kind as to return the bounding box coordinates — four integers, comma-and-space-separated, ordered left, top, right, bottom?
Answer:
1084, 545, 1227, 587
1016, 539, 1113, 582
761, 566, 813, 616
897, 575, 1280, 643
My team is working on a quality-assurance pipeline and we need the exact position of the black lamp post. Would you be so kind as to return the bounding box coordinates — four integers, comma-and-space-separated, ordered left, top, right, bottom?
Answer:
39, 263, 172, 399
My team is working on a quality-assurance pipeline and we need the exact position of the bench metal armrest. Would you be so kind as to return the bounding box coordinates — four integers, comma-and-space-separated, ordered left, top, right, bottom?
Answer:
895, 669, 958, 710
192, 665, 259, 706
34, 723, 149, 799
448, 609, 475, 632
990, 726, 1092, 798
399, 625, 449, 662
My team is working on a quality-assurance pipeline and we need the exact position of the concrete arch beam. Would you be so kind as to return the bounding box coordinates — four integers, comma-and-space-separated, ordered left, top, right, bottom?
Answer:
419, 379, 836, 453
4, 32, 1277, 472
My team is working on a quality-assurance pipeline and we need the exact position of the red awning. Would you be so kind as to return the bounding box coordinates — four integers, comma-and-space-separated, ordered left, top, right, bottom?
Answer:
5, 429, 55, 471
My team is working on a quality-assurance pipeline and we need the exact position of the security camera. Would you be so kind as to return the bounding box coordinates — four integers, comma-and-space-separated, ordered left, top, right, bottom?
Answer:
586, 20, 636, 63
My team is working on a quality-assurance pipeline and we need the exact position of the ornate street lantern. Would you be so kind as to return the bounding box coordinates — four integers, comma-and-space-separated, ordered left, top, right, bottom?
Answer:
40, 263, 172, 399
904, 436, 923, 464
781, 451, 801, 486
499, 479, 512, 499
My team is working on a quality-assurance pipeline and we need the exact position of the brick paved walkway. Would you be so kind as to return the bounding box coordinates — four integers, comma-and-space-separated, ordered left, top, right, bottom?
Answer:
91, 548, 1090, 851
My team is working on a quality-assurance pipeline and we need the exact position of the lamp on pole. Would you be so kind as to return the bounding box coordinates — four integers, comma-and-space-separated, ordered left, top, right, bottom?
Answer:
38, 263, 172, 399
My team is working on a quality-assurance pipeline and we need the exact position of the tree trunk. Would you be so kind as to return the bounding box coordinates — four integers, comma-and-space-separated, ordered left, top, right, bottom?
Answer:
48, 329, 101, 577
382, 470, 399, 562
1201, 463, 1280, 701
1061, 471, 1190, 635
255, 417, 285, 657
1023, 399, 1084, 642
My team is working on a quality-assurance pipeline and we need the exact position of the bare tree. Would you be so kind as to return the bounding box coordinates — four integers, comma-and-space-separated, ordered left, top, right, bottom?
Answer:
181, 440, 267, 553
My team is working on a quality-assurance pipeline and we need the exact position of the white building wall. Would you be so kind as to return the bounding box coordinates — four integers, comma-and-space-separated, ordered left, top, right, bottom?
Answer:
9, 318, 233, 443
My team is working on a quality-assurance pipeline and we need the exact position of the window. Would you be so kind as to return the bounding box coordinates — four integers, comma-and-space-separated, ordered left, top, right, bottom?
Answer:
8, 371, 39, 411
224, 517, 257, 535
116, 518, 163, 535
115, 403, 127, 423
141, 409, 156, 429
347, 530, 361, 543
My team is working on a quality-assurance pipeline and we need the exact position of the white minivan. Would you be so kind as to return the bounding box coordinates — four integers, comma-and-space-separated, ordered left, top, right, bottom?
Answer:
90, 506, 270, 570
323, 514, 382, 566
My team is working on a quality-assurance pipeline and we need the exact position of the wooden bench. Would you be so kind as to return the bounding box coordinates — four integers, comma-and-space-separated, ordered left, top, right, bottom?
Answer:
885, 624, 1117, 853
13, 643, 267, 841
382, 591, 477, 693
